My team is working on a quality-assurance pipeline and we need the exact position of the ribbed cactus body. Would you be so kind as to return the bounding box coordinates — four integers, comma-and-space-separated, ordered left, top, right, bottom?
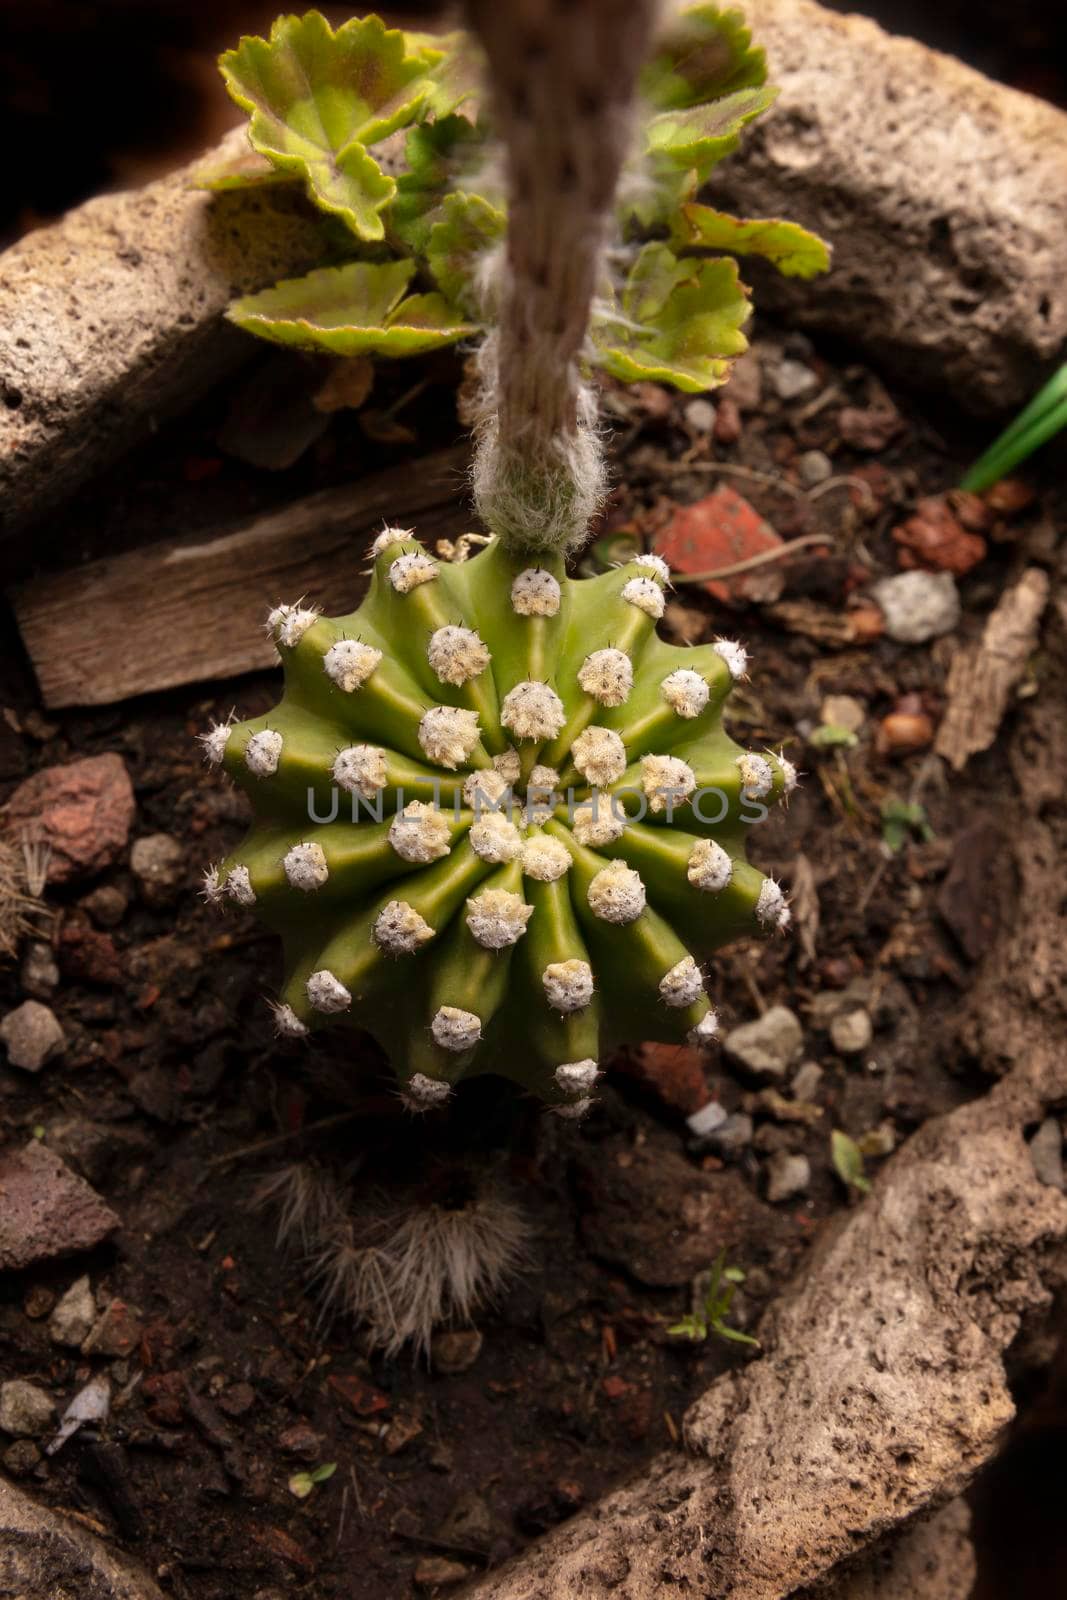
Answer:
202, 532, 793, 1109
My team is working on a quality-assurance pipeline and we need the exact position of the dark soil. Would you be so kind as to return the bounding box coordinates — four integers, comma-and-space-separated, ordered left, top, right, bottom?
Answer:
0, 323, 1063, 1598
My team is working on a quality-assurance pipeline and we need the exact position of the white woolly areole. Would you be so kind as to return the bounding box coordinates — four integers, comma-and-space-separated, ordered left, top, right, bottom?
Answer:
402, 1072, 452, 1109
323, 638, 382, 693
283, 841, 328, 893
687, 1010, 720, 1047
431, 1005, 481, 1052
543, 959, 594, 1013
374, 899, 435, 954
688, 838, 733, 894
555, 1059, 599, 1096
522, 834, 571, 882
632, 553, 671, 583
492, 746, 522, 785
333, 744, 386, 799
661, 668, 709, 719
465, 888, 533, 949
577, 648, 633, 707
469, 811, 524, 863
225, 865, 255, 906
756, 878, 791, 931
659, 955, 705, 1008
713, 638, 749, 680
554, 1096, 594, 1120
371, 525, 415, 556
201, 865, 223, 906
463, 769, 512, 811
388, 550, 438, 593
244, 729, 283, 777
571, 795, 627, 847
390, 801, 453, 864
777, 752, 799, 795
199, 723, 231, 766
306, 969, 351, 1013
641, 754, 697, 814
269, 1001, 308, 1039
528, 764, 559, 794
418, 705, 481, 769
737, 751, 774, 800
621, 576, 665, 619
571, 726, 627, 788
427, 625, 491, 685
511, 568, 561, 616
267, 603, 320, 649
500, 680, 565, 741
588, 859, 646, 924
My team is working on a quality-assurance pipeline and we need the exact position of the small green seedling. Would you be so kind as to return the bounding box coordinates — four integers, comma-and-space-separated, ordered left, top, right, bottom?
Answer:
831, 1129, 871, 1196
808, 723, 858, 751
880, 798, 934, 853
288, 1461, 338, 1499
668, 1249, 759, 1348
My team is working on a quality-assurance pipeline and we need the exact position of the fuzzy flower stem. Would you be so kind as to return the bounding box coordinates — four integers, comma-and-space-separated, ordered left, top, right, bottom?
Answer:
464, 0, 661, 555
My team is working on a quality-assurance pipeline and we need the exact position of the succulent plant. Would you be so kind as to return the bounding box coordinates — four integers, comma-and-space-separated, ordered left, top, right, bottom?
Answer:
201, 531, 794, 1112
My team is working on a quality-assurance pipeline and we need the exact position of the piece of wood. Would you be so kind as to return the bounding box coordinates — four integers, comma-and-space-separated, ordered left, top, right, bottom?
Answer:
10, 447, 472, 709
935, 567, 1049, 771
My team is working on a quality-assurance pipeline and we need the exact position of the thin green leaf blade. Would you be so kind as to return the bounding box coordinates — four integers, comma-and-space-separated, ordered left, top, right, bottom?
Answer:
675, 203, 831, 279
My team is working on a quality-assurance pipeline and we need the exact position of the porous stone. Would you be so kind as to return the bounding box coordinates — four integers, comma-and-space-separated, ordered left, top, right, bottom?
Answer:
791, 1061, 824, 1102
0, 1380, 55, 1438
831, 1008, 874, 1056
0, 127, 327, 539
724, 1005, 804, 1081
765, 1151, 811, 1204
871, 572, 961, 645
49, 1276, 97, 1349
129, 833, 185, 906
0, 1474, 166, 1597
0, 1000, 64, 1072
1028, 1118, 1064, 1192
0, 1142, 119, 1271
4, 754, 135, 884
709, 0, 1067, 410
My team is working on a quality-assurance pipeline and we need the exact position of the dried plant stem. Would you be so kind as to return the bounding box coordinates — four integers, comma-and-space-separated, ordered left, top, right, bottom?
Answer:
465, 0, 661, 553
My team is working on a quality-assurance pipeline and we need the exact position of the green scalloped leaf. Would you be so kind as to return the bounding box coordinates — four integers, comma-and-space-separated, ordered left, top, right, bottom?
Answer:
192, 141, 295, 191
641, 4, 768, 110
593, 243, 750, 393
226, 260, 476, 356
219, 11, 439, 240
425, 191, 505, 313
647, 84, 777, 178
673, 202, 832, 278
391, 116, 489, 254
408, 28, 485, 118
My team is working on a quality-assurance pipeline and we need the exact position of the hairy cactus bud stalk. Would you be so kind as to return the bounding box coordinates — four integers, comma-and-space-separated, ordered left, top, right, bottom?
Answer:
203, 533, 793, 1109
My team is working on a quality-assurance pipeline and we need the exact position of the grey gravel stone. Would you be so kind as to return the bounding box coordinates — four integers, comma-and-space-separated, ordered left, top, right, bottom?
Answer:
2, 1437, 41, 1477
1029, 1119, 1065, 1191
20, 941, 59, 1000
49, 1275, 97, 1349
683, 398, 717, 432
772, 358, 819, 401
797, 449, 833, 485
792, 1061, 824, 1102
701, 1112, 754, 1159
686, 1100, 728, 1138
724, 1006, 804, 1081
871, 571, 961, 644
830, 1009, 873, 1056
130, 832, 185, 906
766, 1151, 811, 1204
0, 999, 64, 1072
432, 1329, 484, 1375
0, 1380, 55, 1438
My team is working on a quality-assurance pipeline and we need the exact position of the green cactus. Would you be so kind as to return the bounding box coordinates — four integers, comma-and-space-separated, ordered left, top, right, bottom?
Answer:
201, 531, 794, 1112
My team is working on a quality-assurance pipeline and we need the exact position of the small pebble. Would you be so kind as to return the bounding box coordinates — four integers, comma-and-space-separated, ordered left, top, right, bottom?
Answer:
277, 1421, 324, 1460
870, 571, 961, 644
791, 1061, 824, 1102
683, 398, 716, 433
414, 1557, 472, 1591
830, 1008, 873, 1056
0, 1379, 55, 1438
724, 1006, 804, 1081
431, 1328, 483, 1375
23, 1284, 56, 1320
130, 833, 185, 906
696, 1111, 753, 1159
2, 1437, 42, 1476
819, 694, 866, 734
49, 1276, 99, 1348
1029, 1118, 1065, 1191
765, 1151, 811, 1203
82, 1298, 143, 1358
713, 396, 742, 444
773, 359, 819, 401
79, 884, 128, 928
686, 1100, 728, 1138
20, 941, 59, 1000
0, 1000, 65, 1073
798, 449, 833, 486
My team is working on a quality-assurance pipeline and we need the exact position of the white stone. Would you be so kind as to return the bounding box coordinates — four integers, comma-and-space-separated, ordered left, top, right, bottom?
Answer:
431, 1005, 481, 1052
725, 1005, 803, 1079
766, 1150, 812, 1203
577, 648, 633, 707
465, 888, 533, 949
374, 900, 435, 953
389, 801, 453, 863
427, 624, 491, 685
659, 956, 704, 1008
48, 1276, 96, 1348
0, 1001, 64, 1073
871, 571, 961, 644
686, 1100, 728, 1138
521, 834, 571, 882
500, 681, 565, 741
283, 841, 328, 892
661, 668, 709, 719
572, 726, 627, 788
0, 1380, 55, 1437
418, 705, 481, 769
332, 744, 386, 799
323, 638, 381, 692
244, 728, 283, 777
511, 568, 561, 616
306, 970, 351, 1013
687, 839, 733, 893
588, 860, 645, 924
542, 959, 594, 1012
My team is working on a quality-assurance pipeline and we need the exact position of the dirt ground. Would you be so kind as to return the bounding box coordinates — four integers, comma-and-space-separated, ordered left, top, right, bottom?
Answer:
0, 323, 1064, 1598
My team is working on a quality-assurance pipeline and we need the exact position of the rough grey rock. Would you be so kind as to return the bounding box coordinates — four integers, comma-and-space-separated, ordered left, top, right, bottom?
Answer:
1029, 1118, 1065, 1192
871, 572, 961, 645
49, 1276, 97, 1349
686, 1099, 728, 1138
830, 1008, 873, 1057
792, 1061, 825, 1102
0, 1380, 55, 1438
820, 1499, 975, 1600
724, 1005, 804, 1080
798, 449, 832, 486
0, 127, 325, 540
20, 942, 60, 1000
766, 1150, 811, 1204
697, 1111, 754, 1159
0, 1142, 119, 1270
0, 1475, 165, 1599
0, 1000, 65, 1072
771, 358, 819, 401
129, 832, 185, 906
709, 0, 1067, 411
